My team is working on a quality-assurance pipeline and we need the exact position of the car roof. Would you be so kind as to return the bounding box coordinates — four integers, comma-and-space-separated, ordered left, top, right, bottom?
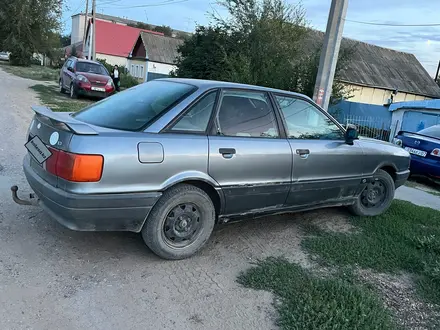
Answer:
158, 78, 313, 101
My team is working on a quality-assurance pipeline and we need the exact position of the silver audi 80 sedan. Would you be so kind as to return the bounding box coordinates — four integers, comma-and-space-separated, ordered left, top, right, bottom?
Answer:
13, 79, 411, 259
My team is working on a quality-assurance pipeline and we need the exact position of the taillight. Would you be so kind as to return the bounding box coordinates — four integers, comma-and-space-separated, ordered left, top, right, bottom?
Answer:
431, 148, 440, 157
392, 138, 403, 147
46, 147, 103, 182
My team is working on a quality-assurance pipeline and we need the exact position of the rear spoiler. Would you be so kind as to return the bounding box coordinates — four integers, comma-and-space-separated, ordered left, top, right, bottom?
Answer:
397, 130, 440, 141
31, 106, 98, 135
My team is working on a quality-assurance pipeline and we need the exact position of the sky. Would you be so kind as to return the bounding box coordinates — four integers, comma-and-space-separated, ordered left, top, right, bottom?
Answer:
62, 0, 440, 77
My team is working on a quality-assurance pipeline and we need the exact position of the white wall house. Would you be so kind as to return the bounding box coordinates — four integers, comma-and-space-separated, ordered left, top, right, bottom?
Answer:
128, 31, 182, 82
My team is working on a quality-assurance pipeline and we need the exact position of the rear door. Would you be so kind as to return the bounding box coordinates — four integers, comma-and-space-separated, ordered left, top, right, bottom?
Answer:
273, 94, 365, 206
208, 89, 292, 215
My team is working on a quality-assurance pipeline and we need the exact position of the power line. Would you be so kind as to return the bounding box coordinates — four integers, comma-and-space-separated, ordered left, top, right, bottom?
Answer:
99, 0, 188, 9
344, 19, 440, 27
61, 0, 87, 24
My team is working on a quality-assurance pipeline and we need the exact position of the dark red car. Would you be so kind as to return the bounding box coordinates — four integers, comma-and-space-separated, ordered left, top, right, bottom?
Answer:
59, 57, 115, 99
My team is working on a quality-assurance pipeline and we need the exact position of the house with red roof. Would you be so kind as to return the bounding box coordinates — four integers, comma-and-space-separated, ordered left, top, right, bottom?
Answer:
83, 19, 164, 68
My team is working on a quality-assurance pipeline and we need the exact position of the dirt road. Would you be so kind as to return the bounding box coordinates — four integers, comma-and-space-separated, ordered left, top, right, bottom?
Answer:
0, 69, 313, 330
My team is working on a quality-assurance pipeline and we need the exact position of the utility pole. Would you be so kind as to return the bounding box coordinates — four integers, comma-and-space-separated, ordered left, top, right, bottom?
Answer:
313, 0, 348, 111
83, 0, 89, 56
92, 0, 97, 60
82, 0, 89, 54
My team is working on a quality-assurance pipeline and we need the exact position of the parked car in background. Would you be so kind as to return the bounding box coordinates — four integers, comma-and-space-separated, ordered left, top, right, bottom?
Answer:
59, 57, 115, 99
13, 79, 410, 260
0, 51, 10, 61
393, 125, 440, 178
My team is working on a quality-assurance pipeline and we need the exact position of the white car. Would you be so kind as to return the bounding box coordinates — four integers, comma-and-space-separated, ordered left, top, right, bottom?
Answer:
0, 52, 10, 61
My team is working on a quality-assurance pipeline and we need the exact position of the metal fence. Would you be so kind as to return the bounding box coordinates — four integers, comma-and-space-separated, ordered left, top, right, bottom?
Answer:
344, 115, 391, 142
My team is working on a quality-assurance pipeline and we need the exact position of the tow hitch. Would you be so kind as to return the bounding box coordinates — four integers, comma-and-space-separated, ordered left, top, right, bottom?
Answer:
11, 186, 39, 206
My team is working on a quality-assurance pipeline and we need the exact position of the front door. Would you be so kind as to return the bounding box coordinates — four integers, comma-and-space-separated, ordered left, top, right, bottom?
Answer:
208, 89, 292, 215
63, 59, 74, 88
273, 95, 365, 206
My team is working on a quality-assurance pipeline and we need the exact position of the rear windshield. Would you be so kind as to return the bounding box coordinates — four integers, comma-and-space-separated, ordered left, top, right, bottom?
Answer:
418, 125, 440, 138
72, 80, 197, 131
76, 62, 108, 75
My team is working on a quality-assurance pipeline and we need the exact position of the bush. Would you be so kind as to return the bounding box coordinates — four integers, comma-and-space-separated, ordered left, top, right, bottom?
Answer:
97, 58, 139, 89
120, 74, 139, 89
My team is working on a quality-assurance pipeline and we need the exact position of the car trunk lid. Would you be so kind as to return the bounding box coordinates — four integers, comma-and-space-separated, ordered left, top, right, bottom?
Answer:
27, 106, 99, 187
399, 131, 440, 160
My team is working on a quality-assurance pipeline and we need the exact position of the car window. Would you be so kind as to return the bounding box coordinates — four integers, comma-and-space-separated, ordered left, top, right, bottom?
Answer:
72, 80, 197, 131
76, 62, 107, 75
275, 95, 343, 140
171, 91, 217, 132
216, 90, 279, 138
65, 60, 73, 69
418, 125, 440, 138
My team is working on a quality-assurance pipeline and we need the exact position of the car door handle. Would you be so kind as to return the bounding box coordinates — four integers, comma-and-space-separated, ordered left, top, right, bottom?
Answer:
296, 149, 310, 159
219, 148, 236, 159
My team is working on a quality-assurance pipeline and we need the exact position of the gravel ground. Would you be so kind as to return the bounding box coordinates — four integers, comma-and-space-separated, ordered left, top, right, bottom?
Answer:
0, 68, 311, 330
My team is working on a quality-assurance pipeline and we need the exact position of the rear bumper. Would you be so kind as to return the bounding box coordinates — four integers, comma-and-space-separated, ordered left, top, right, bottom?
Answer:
409, 155, 440, 178
23, 156, 161, 232
395, 169, 410, 188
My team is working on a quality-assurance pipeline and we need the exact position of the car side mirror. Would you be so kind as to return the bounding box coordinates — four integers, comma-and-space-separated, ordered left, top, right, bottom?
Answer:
345, 126, 358, 145
67, 67, 74, 73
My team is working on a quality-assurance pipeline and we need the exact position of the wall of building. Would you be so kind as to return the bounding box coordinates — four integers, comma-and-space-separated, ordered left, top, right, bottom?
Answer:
128, 58, 147, 81
97, 54, 128, 67
148, 61, 175, 76
71, 15, 86, 45
343, 83, 431, 106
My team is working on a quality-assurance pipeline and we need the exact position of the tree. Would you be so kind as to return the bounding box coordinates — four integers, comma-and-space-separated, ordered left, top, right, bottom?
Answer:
173, 0, 353, 102
71, 44, 78, 58
60, 34, 71, 47
128, 22, 152, 31
171, 26, 235, 80
153, 25, 173, 37
0, 0, 63, 66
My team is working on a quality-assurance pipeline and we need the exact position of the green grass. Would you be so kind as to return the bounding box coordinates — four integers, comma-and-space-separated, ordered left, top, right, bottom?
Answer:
0, 61, 59, 81
238, 257, 396, 330
303, 200, 440, 304
30, 84, 92, 112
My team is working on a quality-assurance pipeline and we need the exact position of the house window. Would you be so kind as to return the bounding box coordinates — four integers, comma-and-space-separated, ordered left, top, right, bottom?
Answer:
140, 65, 144, 79
131, 64, 134, 76
135, 65, 139, 78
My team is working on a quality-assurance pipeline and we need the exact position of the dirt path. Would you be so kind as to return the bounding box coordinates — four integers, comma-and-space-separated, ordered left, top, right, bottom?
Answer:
0, 68, 313, 330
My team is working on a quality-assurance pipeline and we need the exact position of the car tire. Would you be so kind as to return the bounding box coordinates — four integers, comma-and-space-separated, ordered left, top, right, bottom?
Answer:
348, 169, 395, 217
142, 184, 216, 260
59, 79, 66, 93
70, 84, 77, 99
